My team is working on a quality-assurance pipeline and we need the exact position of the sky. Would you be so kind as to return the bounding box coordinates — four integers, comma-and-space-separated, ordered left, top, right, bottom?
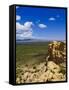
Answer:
16, 6, 66, 41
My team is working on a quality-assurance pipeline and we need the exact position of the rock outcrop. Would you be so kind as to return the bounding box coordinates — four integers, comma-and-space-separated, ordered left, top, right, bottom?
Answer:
16, 41, 66, 84
47, 41, 66, 63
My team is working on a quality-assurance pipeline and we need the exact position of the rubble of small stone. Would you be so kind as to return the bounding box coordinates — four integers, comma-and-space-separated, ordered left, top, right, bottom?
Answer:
16, 41, 66, 84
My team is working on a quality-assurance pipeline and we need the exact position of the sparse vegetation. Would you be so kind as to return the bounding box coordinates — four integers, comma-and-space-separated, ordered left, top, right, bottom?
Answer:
16, 41, 66, 84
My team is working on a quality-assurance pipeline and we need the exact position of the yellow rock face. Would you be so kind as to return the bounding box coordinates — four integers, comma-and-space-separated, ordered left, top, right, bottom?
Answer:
47, 61, 60, 73
16, 41, 66, 84
48, 41, 66, 63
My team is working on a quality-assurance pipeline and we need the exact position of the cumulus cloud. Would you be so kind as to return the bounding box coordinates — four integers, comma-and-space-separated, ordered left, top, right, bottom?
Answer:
16, 30, 32, 40
16, 21, 33, 39
16, 22, 33, 31
38, 24, 47, 29
49, 17, 55, 21
16, 15, 21, 20
16, 6, 19, 9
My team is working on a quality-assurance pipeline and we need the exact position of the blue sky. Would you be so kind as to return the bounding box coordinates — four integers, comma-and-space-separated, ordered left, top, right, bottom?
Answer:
16, 6, 66, 41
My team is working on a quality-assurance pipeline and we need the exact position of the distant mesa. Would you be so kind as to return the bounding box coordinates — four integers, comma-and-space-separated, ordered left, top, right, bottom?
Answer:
16, 38, 50, 44
16, 38, 65, 44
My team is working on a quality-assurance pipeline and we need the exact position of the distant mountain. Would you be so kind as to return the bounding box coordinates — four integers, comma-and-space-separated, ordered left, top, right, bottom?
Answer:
16, 38, 50, 44
16, 38, 32, 41
16, 38, 65, 44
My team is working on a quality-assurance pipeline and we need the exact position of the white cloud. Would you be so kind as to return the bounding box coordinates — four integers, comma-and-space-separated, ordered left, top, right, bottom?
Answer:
16, 15, 21, 20
16, 22, 23, 30
49, 17, 55, 21
16, 6, 19, 9
38, 24, 47, 29
16, 21, 33, 39
16, 30, 32, 39
24, 22, 33, 29
21, 31, 32, 38
16, 22, 33, 31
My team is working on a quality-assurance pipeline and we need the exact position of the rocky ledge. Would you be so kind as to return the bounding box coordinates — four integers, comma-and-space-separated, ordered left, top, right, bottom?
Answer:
16, 41, 66, 84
